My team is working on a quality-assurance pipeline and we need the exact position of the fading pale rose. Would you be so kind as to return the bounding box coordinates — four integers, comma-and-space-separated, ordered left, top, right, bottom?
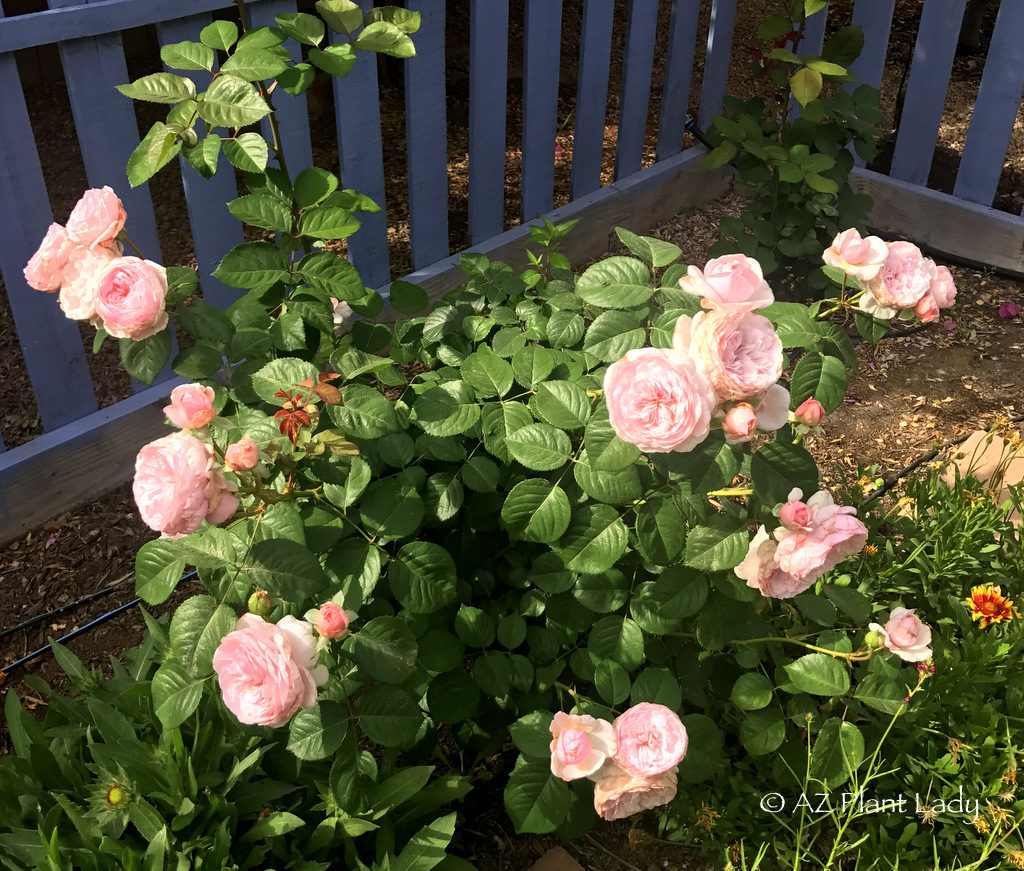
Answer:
868, 607, 932, 662
164, 383, 216, 430
773, 490, 868, 581
24, 223, 70, 292
734, 525, 814, 599
315, 602, 350, 640
612, 703, 688, 778
66, 186, 127, 248
866, 241, 934, 309
858, 290, 898, 320
224, 436, 259, 471
754, 384, 791, 432
722, 403, 757, 443
94, 256, 168, 340
604, 347, 716, 453
213, 614, 328, 727
794, 398, 825, 427
58, 243, 120, 321
592, 762, 678, 821
133, 431, 239, 538
330, 297, 355, 335
678, 310, 783, 401
679, 254, 773, 311
549, 712, 616, 781
822, 229, 888, 282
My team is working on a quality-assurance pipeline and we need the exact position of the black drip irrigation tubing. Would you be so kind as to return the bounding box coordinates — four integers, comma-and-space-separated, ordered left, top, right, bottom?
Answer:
0, 570, 197, 680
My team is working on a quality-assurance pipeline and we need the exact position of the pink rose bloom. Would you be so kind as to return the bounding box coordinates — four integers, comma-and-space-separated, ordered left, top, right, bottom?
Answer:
94, 256, 169, 340
754, 384, 790, 432
679, 254, 773, 311
65, 186, 127, 249
778, 497, 811, 530
868, 607, 932, 662
734, 526, 813, 599
133, 431, 239, 538
549, 712, 616, 781
330, 297, 355, 335
604, 347, 716, 453
773, 489, 868, 581
865, 241, 934, 310
225, 436, 259, 471
315, 602, 350, 640
822, 229, 888, 282
858, 290, 898, 320
794, 398, 825, 427
58, 243, 120, 322
164, 383, 216, 430
676, 309, 783, 401
213, 614, 328, 727
612, 703, 688, 778
722, 403, 757, 443
929, 265, 957, 309
24, 223, 71, 292
592, 762, 678, 821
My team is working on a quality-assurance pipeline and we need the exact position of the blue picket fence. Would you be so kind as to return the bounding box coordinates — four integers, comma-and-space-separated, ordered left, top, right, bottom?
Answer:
0, 0, 1022, 527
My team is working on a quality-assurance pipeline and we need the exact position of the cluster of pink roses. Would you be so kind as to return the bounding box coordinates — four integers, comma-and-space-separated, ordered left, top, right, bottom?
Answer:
24, 187, 170, 341
823, 229, 956, 324
549, 703, 688, 821
734, 488, 868, 599
867, 607, 933, 662
213, 603, 350, 727
132, 383, 259, 538
604, 255, 792, 452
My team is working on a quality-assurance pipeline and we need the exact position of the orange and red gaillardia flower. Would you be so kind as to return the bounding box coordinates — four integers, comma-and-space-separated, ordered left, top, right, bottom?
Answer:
965, 585, 1021, 629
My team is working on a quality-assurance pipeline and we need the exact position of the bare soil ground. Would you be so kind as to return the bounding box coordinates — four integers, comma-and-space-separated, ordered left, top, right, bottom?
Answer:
1, 1, 1023, 868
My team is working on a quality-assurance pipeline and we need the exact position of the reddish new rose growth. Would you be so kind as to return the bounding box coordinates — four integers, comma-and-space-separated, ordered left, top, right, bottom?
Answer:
273, 390, 315, 443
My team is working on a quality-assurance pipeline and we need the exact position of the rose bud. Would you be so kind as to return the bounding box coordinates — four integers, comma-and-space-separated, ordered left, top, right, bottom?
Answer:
794, 398, 825, 427
863, 629, 885, 650
248, 590, 272, 617
164, 383, 216, 430
722, 403, 757, 443
225, 436, 259, 471
315, 602, 349, 640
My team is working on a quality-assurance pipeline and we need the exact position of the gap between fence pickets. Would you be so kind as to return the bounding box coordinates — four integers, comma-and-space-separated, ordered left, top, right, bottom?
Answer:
0, 147, 725, 546
850, 167, 1024, 277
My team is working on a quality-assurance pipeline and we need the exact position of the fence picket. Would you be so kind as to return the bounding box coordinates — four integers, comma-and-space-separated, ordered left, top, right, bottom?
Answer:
570, 0, 614, 200
521, 0, 564, 221
330, 0, 391, 289
656, 0, 700, 162
697, 0, 738, 131
48, 0, 174, 391
888, 0, 967, 187
848, 0, 895, 92
0, 26, 97, 432
156, 13, 244, 310
614, 0, 659, 179
953, 0, 1024, 208
468, 0, 509, 244
249, 0, 314, 177
404, 0, 449, 270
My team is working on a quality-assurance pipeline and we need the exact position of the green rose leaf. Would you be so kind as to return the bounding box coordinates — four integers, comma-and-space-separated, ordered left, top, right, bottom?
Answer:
545, 310, 585, 348
634, 495, 687, 564
309, 44, 358, 78
531, 380, 591, 430
127, 122, 182, 187
791, 352, 848, 413
119, 331, 171, 385
501, 479, 572, 543
223, 133, 269, 173
288, 703, 348, 760
631, 667, 682, 709
250, 357, 319, 405
614, 228, 682, 268
740, 707, 786, 756
784, 653, 851, 696
227, 193, 293, 232
220, 48, 289, 81
199, 75, 270, 128
461, 351, 514, 398
352, 617, 418, 684
684, 519, 748, 572
135, 539, 187, 605
359, 480, 424, 540
751, 439, 820, 505
389, 280, 429, 315
297, 206, 361, 240
388, 542, 458, 613
160, 40, 215, 72
588, 615, 644, 670
275, 12, 326, 46
731, 673, 774, 711
584, 409, 641, 471
555, 504, 628, 574
426, 671, 480, 724
117, 72, 196, 104
576, 256, 653, 308
199, 20, 238, 51
316, 0, 364, 34
357, 685, 422, 747
353, 21, 416, 58
152, 662, 204, 731
481, 401, 533, 463
506, 423, 572, 472
509, 711, 554, 758
809, 718, 864, 787
213, 242, 290, 290
504, 757, 570, 834
412, 381, 481, 436
330, 383, 399, 439
582, 310, 645, 361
